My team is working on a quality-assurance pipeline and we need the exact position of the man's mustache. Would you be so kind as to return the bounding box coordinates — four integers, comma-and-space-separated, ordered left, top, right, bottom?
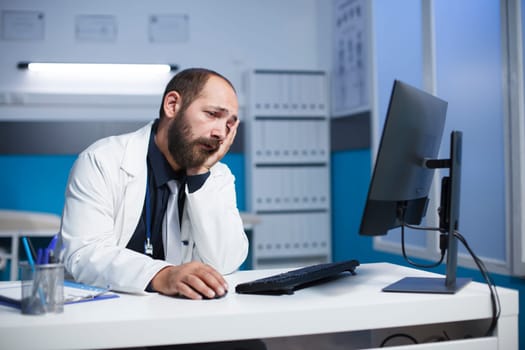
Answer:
195, 137, 221, 152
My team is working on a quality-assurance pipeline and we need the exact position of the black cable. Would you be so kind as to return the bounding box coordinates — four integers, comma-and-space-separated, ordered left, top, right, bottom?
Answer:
380, 333, 418, 347
400, 223, 445, 268
454, 231, 501, 336
397, 204, 445, 268
421, 330, 450, 343
403, 222, 441, 232
402, 224, 500, 336
400, 212, 500, 338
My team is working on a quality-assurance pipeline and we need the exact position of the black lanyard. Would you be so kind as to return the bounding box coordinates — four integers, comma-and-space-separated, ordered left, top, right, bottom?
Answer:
144, 179, 154, 255
143, 176, 186, 256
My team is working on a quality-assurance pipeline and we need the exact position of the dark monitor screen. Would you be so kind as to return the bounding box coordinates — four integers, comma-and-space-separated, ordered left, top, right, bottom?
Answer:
358, 80, 471, 294
359, 80, 448, 236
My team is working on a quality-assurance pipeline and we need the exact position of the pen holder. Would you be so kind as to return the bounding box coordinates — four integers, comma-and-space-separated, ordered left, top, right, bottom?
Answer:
19, 262, 64, 315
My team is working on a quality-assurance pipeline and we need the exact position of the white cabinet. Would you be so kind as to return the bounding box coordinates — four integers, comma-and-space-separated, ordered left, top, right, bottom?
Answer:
245, 70, 331, 268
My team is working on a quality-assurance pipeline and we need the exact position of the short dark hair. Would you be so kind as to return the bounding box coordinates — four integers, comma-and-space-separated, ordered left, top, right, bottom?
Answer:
159, 68, 236, 119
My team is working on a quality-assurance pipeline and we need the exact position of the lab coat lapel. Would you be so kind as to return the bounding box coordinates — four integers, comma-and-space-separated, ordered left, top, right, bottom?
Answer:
118, 122, 152, 246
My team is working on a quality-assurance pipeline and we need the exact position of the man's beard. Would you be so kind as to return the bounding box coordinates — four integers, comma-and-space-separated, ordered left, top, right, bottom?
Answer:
167, 110, 221, 170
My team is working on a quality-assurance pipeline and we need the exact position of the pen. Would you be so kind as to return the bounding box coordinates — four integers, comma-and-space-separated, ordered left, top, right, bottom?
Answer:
21, 236, 46, 309
36, 248, 43, 265
47, 234, 58, 251
26, 237, 37, 263
51, 234, 65, 264
21, 237, 36, 269
43, 248, 50, 264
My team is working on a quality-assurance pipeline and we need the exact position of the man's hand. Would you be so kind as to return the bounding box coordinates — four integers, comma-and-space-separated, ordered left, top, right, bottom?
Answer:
150, 262, 228, 300
186, 118, 240, 176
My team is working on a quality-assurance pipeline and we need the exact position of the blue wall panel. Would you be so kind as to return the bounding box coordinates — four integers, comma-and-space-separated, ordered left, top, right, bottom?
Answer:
0, 155, 76, 215
331, 149, 372, 262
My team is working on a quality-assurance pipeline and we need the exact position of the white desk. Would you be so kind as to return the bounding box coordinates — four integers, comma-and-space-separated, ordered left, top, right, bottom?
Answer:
0, 263, 518, 350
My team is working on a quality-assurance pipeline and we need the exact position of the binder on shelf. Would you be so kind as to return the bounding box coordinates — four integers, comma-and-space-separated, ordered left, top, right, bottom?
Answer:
246, 69, 331, 268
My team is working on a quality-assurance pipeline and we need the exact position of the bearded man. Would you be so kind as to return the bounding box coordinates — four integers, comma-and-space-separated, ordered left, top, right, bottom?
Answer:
60, 68, 248, 300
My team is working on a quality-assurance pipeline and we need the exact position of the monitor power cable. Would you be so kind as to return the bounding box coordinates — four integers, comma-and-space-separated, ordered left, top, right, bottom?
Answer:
454, 230, 501, 336
400, 222, 501, 337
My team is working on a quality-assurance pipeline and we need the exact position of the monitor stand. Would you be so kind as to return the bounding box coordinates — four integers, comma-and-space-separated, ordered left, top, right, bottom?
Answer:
383, 131, 471, 295
383, 276, 471, 294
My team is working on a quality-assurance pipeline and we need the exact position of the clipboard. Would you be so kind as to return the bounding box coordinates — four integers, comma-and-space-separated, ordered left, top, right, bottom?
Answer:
0, 280, 119, 310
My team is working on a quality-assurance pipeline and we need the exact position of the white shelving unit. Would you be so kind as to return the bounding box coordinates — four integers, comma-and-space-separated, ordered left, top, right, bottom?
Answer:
245, 70, 331, 268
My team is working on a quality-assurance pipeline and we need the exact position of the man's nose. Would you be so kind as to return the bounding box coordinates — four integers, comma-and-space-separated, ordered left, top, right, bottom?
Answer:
210, 120, 227, 140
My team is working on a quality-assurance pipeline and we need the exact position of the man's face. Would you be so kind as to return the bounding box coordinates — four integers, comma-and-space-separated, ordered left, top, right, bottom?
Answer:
167, 108, 218, 169
167, 76, 238, 170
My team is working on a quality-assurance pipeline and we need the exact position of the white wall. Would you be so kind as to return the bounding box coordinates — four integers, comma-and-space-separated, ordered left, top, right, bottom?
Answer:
0, 0, 330, 121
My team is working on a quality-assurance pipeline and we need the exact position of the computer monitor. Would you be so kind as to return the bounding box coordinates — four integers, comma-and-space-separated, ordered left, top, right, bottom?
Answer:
359, 80, 470, 294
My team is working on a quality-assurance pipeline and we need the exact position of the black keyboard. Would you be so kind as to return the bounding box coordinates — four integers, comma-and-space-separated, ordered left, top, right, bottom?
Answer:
235, 259, 359, 295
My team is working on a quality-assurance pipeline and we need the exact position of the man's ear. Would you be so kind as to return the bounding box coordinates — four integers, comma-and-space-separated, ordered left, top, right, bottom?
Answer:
163, 91, 182, 119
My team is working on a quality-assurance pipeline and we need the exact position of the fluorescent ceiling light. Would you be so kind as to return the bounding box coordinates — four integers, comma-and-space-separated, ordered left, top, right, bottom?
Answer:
17, 62, 178, 74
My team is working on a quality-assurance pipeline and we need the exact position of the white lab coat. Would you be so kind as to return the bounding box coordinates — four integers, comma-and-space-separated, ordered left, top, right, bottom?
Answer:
60, 122, 248, 293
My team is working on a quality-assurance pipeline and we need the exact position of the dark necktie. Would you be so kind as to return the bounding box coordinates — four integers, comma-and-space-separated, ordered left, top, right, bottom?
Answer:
162, 177, 187, 263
